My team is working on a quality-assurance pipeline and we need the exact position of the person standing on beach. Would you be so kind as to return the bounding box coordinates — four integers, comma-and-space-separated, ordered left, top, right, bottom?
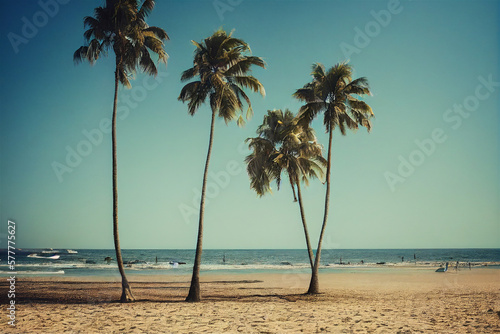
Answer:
402, 256, 404, 262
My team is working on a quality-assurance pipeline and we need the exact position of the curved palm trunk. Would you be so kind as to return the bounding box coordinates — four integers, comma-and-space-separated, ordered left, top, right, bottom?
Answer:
186, 110, 216, 302
289, 175, 298, 202
307, 127, 333, 295
293, 180, 314, 269
112, 65, 135, 302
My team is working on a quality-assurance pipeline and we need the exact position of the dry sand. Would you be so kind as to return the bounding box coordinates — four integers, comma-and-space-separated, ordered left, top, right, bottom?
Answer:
1, 268, 499, 333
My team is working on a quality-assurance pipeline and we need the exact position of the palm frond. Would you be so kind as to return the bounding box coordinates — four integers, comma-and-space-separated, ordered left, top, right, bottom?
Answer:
297, 102, 325, 127
231, 76, 265, 96
138, 47, 157, 75
348, 99, 373, 115
217, 87, 240, 123
73, 46, 88, 64
138, 0, 155, 21
74, 38, 102, 65
311, 63, 326, 80
293, 87, 317, 102
117, 67, 131, 88
225, 56, 266, 76
181, 67, 198, 81
144, 35, 168, 63
178, 81, 209, 116
144, 26, 169, 41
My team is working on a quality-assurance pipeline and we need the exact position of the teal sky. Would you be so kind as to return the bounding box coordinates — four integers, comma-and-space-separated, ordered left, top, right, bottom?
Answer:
0, 0, 498, 250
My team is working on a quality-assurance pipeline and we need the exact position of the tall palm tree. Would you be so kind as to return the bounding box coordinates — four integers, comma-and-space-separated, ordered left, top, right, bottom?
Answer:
74, 0, 168, 302
178, 29, 265, 302
293, 62, 373, 294
246, 109, 326, 271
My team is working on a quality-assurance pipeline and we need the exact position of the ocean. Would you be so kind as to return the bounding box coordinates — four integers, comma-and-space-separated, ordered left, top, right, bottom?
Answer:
1, 248, 499, 277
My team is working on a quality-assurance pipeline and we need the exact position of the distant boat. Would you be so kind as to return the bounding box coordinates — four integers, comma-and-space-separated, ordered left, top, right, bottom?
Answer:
435, 262, 449, 272
27, 254, 60, 260
41, 248, 60, 254
67, 250, 78, 254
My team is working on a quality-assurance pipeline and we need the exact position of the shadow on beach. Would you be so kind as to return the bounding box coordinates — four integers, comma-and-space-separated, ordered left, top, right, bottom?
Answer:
0, 279, 323, 305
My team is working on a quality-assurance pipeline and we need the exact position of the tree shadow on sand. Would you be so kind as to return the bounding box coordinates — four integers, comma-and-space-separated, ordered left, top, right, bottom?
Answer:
2, 279, 329, 305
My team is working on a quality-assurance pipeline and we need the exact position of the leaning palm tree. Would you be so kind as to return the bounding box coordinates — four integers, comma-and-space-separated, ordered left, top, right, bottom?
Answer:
246, 109, 326, 271
74, 0, 168, 302
294, 62, 373, 294
178, 28, 265, 302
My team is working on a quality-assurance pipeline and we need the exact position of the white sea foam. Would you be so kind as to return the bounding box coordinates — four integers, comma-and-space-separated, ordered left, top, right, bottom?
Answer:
1, 260, 499, 272
0, 270, 65, 275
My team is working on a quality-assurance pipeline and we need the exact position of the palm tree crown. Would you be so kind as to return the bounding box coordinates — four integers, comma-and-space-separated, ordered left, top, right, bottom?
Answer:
294, 62, 373, 134
246, 109, 326, 269
74, 0, 169, 87
246, 109, 326, 199
179, 28, 265, 126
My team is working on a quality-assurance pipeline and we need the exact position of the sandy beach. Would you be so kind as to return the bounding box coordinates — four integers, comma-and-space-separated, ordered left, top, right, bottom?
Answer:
0, 268, 499, 333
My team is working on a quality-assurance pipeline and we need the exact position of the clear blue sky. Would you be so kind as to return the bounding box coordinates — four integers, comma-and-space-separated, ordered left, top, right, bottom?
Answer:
0, 0, 498, 249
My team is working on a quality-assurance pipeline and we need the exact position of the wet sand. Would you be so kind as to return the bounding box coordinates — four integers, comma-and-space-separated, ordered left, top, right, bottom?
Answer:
1, 268, 499, 333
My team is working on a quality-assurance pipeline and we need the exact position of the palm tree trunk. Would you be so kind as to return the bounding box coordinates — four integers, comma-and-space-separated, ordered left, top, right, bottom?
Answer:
307, 127, 333, 295
288, 175, 298, 202
294, 180, 314, 270
112, 64, 135, 303
186, 110, 216, 302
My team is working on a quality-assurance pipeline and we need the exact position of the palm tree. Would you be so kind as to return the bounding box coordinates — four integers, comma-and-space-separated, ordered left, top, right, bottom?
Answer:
74, 0, 168, 302
293, 62, 373, 294
178, 29, 265, 302
246, 109, 326, 271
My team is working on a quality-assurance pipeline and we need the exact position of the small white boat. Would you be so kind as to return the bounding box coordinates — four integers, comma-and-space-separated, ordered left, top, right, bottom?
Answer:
67, 250, 78, 254
28, 254, 60, 260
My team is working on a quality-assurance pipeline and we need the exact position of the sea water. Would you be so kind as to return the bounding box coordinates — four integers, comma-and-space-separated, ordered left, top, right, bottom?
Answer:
0, 248, 498, 277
